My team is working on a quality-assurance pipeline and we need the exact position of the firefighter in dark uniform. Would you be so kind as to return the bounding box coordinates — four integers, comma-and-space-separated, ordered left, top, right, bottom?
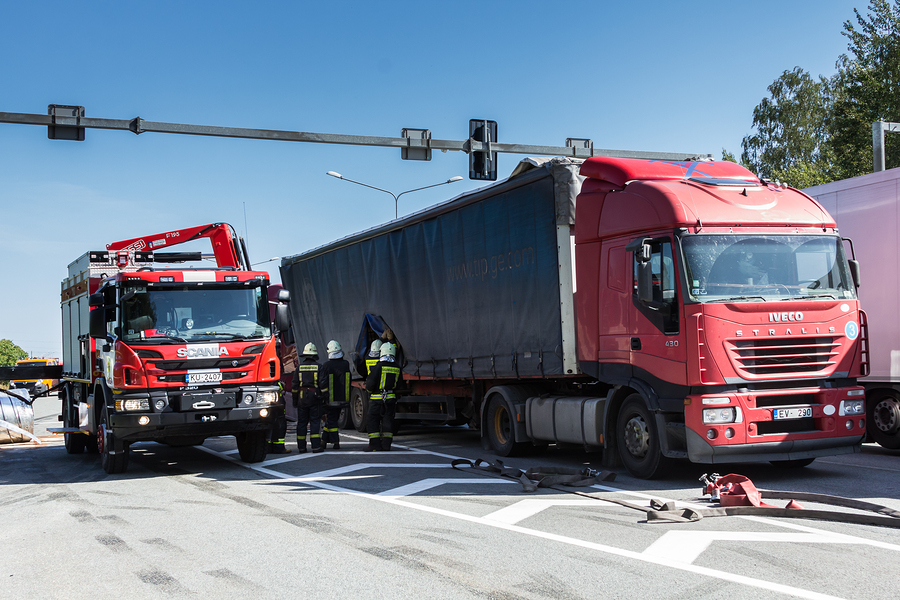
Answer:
354, 339, 382, 379
364, 342, 402, 451
319, 340, 351, 450
267, 338, 290, 454
293, 342, 323, 453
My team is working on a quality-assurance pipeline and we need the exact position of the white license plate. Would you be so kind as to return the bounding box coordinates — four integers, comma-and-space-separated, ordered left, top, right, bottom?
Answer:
773, 407, 813, 420
185, 371, 222, 384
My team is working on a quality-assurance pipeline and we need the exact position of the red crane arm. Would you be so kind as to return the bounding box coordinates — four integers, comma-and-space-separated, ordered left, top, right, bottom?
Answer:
106, 223, 245, 269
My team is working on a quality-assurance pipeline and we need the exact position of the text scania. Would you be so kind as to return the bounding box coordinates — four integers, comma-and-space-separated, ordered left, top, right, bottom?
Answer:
177, 346, 229, 358
769, 312, 804, 322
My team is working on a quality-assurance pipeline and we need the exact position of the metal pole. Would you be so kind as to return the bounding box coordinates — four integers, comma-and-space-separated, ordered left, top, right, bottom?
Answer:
874, 121, 886, 172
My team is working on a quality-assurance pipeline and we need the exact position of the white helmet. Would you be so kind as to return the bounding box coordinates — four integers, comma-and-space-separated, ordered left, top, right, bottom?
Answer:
369, 339, 383, 357
302, 342, 318, 357
326, 340, 342, 354
379, 342, 396, 359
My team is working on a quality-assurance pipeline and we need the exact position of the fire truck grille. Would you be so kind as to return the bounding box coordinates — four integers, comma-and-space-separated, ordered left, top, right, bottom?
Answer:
151, 358, 254, 371
726, 337, 839, 378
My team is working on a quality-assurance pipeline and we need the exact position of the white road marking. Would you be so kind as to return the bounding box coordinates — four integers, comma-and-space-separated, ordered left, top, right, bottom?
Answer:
483, 498, 610, 525
197, 445, 858, 600
379, 478, 515, 497
643, 531, 859, 564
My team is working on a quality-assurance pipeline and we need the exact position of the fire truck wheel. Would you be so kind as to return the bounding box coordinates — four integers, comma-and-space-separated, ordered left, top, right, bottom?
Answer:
61, 385, 87, 455
236, 430, 268, 463
338, 405, 352, 430
868, 392, 900, 450
351, 388, 368, 433
98, 408, 130, 474
616, 394, 667, 479
486, 394, 527, 457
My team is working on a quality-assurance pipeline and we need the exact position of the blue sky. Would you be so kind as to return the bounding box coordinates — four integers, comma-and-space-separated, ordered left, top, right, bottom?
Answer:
0, 0, 869, 358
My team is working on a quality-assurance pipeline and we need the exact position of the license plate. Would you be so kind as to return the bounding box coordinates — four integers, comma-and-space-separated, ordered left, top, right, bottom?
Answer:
773, 407, 813, 420
185, 371, 222, 384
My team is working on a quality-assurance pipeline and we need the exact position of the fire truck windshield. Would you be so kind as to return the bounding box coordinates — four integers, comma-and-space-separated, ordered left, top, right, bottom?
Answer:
680, 234, 857, 303
121, 286, 271, 342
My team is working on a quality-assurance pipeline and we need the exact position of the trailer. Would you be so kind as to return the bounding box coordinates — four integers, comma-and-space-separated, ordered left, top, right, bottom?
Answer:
281, 157, 868, 478
805, 170, 900, 449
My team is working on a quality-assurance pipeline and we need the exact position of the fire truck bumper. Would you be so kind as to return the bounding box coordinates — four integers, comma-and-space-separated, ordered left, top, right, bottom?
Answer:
685, 428, 864, 464
109, 404, 283, 443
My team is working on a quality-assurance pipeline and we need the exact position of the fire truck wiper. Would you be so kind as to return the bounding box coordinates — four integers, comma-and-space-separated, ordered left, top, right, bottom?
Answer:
784, 293, 837, 301
196, 332, 248, 340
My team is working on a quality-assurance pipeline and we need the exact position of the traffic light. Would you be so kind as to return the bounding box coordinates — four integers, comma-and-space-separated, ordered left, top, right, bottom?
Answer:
48, 105, 85, 141
469, 119, 497, 180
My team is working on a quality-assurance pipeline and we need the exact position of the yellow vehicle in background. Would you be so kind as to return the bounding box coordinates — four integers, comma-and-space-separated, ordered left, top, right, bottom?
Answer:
11, 357, 60, 396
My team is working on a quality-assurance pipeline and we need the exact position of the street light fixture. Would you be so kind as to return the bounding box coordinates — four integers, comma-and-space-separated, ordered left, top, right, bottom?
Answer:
326, 171, 464, 219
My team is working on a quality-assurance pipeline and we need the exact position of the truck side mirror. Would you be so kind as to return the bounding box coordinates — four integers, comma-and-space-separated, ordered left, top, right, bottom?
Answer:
277, 289, 291, 303
275, 304, 291, 332
89, 307, 108, 340
637, 262, 654, 304
89, 292, 104, 308
848, 259, 861, 288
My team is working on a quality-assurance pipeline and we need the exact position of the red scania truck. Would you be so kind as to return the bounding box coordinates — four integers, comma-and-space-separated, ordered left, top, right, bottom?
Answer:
57, 223, 290, 473
280, 157, 868, 478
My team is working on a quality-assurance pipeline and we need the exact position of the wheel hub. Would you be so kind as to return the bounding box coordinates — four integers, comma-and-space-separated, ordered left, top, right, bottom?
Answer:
623, 415, 649, 458
97, 423, 107, 454
873, 398, 900, 434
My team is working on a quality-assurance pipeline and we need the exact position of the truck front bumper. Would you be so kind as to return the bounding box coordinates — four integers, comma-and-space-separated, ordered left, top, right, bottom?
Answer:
686, 428, 863, 463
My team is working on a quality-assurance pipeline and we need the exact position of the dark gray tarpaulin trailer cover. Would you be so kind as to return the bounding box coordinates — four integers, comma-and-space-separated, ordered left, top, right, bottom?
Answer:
279, 158, 583, 380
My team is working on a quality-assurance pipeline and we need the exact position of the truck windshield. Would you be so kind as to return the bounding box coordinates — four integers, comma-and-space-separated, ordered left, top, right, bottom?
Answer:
680, 234, 856, 302
121, 286, 271, 342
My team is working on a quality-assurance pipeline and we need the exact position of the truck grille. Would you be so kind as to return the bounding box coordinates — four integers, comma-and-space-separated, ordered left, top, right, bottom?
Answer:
726, 336, 838, 378
150, 358, 254, 371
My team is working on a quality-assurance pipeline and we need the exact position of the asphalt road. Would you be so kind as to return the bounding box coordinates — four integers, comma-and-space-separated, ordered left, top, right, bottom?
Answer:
2, 394, 899, 600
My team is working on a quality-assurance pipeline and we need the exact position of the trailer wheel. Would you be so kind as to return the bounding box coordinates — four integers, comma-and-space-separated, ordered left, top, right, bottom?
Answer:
236, 430, 268, 463
868, 392, 900, 450
486, 394, 526, 457
61, 384, 87, 455
616, 394, 667, 479
351, 388, 368, 433
98, 407, 129, 474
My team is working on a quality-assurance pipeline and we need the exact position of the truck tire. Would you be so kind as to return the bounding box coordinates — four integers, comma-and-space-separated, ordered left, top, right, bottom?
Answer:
351, 388, 368, 433
486, 394, 527, 457
236, 430, 268, 463
98, 407, 129, 474
61, 384, 87, 455
616, 394, 668, 479
338, 406, 352, 430
868, 391, 900, 450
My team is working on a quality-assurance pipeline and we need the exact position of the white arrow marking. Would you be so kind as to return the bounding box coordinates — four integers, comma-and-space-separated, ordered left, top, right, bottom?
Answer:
643, 531, 858, 565
379, 478, 515, 497
484, 498, 611, 525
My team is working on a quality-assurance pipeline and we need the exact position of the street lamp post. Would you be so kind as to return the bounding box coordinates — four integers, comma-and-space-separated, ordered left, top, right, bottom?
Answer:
326, 171, 463, 219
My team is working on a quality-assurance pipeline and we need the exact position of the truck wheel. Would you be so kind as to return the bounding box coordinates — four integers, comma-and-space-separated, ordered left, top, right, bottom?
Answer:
61, 385, 87, 455
351, 388, 368, 433
236, 430, 268, 463
338, 406, 352, 430
868, 392, 900, 450
486, 394, 526, 457
98, 408, 129, 474
616, 394, 667, 479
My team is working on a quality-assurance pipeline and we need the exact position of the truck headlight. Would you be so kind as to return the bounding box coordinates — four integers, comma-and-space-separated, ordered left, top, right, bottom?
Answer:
703, 407, 737, 424
839, 399, 865, 416
256, 391, 278, 406
116, 398, 150, 411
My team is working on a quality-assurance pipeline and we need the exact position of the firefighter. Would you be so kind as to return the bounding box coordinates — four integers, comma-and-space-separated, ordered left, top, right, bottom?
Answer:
354, 339, 382, 379
293, 342, 323, 453
267, 337, 291, 454
319, 340, 351, 450
364, 342, 402, 451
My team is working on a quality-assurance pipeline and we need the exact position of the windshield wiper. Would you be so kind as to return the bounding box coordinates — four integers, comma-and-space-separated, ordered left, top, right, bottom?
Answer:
195, 332, 249, 340
706, 296, 767, 303
783, 293, 837, 301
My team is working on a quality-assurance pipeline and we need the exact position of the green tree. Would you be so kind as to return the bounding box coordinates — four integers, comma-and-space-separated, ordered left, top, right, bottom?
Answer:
740, 67, 834, 186
721, 149, 738, 163
0, 339, 27, 388
829, 0, 900, 178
